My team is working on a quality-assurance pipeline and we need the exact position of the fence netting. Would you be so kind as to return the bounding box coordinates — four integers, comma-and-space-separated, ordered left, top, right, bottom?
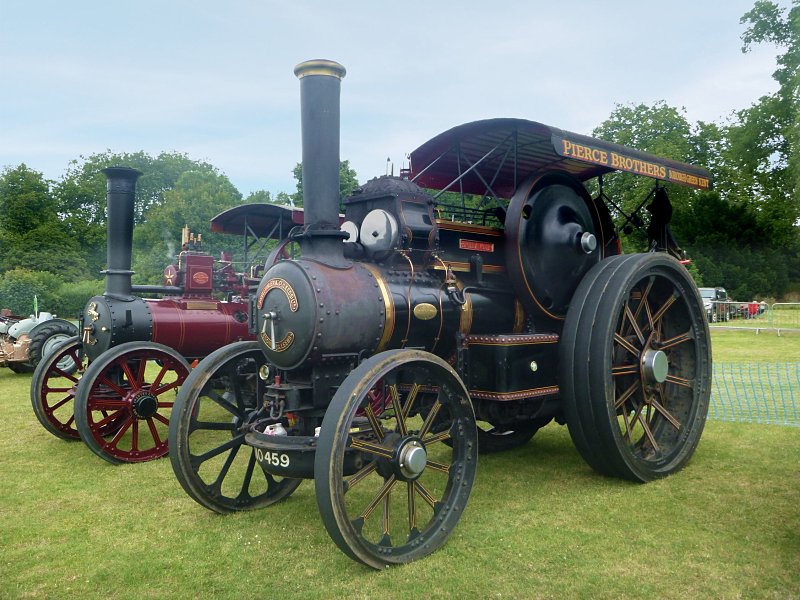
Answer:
710, 363, 800, 426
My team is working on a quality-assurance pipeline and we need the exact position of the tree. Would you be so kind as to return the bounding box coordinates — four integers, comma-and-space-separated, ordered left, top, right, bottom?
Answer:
0, 165, 89, 278
290, 160, 360, 207
131, 169, 243, 283
54, 151, 232, 276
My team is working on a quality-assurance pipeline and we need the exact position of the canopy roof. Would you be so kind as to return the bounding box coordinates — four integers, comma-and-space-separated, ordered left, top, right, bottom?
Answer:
409, 118, 712, 200
210, 203, 304, 239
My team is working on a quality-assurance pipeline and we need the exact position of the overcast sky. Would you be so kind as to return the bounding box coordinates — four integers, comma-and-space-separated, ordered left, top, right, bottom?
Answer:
0, 0, 788, 197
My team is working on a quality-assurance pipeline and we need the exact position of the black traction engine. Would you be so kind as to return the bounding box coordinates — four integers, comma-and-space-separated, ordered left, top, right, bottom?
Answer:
168, 59, 713, 569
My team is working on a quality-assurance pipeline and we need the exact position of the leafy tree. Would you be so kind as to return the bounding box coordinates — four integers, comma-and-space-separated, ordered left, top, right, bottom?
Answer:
131, 169, 243, 283
290, 160, 360, 207
0, 269, 64, 316
0, 165, 89, 278
54, 151, 227, 276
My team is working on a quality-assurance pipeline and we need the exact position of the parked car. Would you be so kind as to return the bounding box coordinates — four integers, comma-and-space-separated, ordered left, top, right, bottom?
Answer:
699, 287, 736, 322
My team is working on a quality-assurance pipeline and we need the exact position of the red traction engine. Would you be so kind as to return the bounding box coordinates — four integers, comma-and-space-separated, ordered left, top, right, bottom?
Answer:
167, 60, 714, 568
30, 170, 296, 464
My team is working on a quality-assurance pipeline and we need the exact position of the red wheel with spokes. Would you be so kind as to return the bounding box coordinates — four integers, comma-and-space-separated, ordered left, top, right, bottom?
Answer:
560, 253, 711, 482
74, 342, 190, 464
30, 337, 86, 440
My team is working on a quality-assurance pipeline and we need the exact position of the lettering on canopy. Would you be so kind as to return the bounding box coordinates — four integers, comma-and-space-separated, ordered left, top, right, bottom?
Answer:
552, 135, 710, 190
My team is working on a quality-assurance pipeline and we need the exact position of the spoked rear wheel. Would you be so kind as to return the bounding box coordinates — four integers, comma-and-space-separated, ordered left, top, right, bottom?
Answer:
74, 342, 190, 464
169, 341, 301, 513
560, 253, 711, 482
30, 337, 86, 440
315, 349, 477, 569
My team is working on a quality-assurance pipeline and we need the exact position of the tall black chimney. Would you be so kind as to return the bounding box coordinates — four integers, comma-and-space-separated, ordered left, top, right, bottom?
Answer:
294, 59, 347, 264
101, 166, 142, 300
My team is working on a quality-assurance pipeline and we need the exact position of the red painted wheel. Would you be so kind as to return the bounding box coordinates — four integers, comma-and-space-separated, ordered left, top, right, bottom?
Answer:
30, 337, 86, 440
74, 342, 190, 464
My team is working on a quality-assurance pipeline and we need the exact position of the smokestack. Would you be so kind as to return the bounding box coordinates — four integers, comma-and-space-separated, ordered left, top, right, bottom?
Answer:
294, 59, 347, 262
101, 166, 142, 299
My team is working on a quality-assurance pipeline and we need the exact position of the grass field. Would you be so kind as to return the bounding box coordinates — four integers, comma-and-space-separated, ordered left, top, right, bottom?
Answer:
1, 330, 798, 598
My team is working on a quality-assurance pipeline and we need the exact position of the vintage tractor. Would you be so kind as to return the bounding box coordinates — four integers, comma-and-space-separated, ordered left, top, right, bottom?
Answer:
0, 301, 77, 373
168, 60, 712, 568
30, 168, 301, 464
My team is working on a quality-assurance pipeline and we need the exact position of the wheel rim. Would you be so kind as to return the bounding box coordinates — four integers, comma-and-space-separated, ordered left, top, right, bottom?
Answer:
316, 350, 477, 568
44, 334, 74, 371
610, 270, 706, 471
78, 347, 188, 463
31, 339, 86, 440
169, 342, 301, 512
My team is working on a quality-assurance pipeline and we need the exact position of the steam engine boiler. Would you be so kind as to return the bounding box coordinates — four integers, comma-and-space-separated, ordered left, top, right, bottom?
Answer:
169, 60, 713, 569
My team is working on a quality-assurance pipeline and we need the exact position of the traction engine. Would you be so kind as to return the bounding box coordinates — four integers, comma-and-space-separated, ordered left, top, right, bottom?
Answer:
168, 60, 713, 568
30, 169, 297, 464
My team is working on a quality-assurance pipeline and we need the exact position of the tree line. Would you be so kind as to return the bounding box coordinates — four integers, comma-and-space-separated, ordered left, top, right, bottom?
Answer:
0, 0, 796, 316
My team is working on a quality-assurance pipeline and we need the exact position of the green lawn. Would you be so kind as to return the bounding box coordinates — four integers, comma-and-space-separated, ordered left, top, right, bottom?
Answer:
2, 334, 799, 598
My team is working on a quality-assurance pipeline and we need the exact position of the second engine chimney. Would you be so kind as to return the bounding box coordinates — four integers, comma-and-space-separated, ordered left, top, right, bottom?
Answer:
101, 166, 142, 300
294, 59, 347, 263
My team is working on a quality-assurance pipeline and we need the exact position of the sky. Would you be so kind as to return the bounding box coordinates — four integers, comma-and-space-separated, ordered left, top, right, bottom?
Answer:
0, 0, 789, 198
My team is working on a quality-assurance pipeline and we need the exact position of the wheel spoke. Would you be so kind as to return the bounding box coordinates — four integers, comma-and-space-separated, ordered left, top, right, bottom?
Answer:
150, 364, 169, 392
658, 330, 693, 350
624, 304, 646, 346
206, 389, 242, 417
131, 419, 139, 451
146, 417, 162, 445
349, 437, 393, 459
191, 434, 245, 468
422, 429, 451, 446
97, 375, 127, 398
364, 404, 384, 441
120, 360, 137, 388
652, 389, 682, 431
651, 292, 678, 329
361, 475, 396, 521
212, 443, 240, 491
344, 461, 377, 493
635, 410, 659, 453
107, 418, 133, 446
152, 380, 181, 396
419, 399, 442, 438
614, 381, 639, 411
389, 384, 407, 436
94, 409, 124, 430
238, 450, 258, 500
401, 383, 421, 420
152, 412, 170, 426
413, 480, 437, 509
665, 374, 692, 388
426, 459, 450, 474
407, 481, 417, 532
613, 333, 640, 358
50, 395, 74, 411
192, 420, 237, 433
612, 364, 638, 377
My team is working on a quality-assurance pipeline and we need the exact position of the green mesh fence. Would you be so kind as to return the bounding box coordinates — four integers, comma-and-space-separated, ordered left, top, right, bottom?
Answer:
710, 363, 800, 427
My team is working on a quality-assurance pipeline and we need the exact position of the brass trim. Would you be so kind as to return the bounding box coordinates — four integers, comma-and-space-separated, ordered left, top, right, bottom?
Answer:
436, 220, 503, 236
184, 301, 218, 310
432, 262, 506, 274
260, 331, 295, 353
457, 279, 473, 335
469, 386, 559, 401
363, 264, 394, 352
294, 59, 346, 79
413, 303, 437, 321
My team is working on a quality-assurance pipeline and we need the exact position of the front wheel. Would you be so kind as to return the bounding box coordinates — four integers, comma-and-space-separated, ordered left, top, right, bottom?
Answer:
169, 341, 302, 513
315, 349, 478, 569
30, 337, 86, 440
560, 254, 711, 482
74, 342, 190, 464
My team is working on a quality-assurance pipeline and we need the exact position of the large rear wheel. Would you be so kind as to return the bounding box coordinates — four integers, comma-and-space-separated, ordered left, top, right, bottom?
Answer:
560, 253, 711, 482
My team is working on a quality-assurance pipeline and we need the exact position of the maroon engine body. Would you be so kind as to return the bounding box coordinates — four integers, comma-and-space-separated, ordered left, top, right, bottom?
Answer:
79, 168, 256, 362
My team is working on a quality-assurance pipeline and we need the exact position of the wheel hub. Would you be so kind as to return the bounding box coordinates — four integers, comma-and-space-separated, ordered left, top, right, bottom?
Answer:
132, 392, 158, 419
642, 349, 669, 384
398, 440, 427, 478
